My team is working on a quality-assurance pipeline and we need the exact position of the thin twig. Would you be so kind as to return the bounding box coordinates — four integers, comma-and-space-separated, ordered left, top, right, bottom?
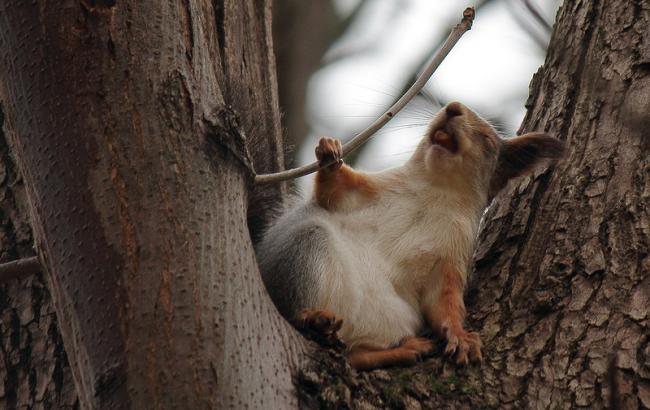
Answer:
0, 256, 41, 283
255, 7, 475, 185
392, 0, 497, 118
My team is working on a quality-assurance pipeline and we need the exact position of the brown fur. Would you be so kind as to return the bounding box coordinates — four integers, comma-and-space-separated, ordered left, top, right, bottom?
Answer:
314, 137, 377, 210
295, 309, 343, 335
489, 132, 565, 199
296, 308, 433, 371
347, 337, 433, 371
293, 309, 345, 349
423, 259, 482, 365
315, 164, 377, 210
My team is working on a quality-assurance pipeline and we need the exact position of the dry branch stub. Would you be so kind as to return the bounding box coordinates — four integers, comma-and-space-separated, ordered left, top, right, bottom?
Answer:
0, 255, 41, 282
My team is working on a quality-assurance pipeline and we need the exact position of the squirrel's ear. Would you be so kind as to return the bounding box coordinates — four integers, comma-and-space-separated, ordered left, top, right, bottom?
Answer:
489, 132, 565, 199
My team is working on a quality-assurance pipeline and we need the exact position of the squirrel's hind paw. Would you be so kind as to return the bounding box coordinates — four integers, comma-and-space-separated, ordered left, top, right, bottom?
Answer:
294, 309, 345, 349
399, 336, 434, 356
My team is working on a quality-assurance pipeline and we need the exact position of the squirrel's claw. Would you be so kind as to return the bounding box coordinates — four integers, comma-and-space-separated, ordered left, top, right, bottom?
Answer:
294, 309, 345, 350
442, 327, 482, 366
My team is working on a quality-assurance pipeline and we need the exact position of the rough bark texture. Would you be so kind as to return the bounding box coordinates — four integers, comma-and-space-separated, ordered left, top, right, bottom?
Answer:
1, 1, 647, 409
470, 1, 649, 408
0, 106, 79, 409
0, 1, 303, 409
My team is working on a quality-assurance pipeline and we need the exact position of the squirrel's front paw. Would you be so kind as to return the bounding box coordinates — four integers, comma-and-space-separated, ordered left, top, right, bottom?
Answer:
315, 137, 343, 170
442, 326, 482, 366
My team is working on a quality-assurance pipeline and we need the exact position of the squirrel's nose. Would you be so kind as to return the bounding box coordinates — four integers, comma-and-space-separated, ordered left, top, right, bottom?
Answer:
445, 102, 463, 118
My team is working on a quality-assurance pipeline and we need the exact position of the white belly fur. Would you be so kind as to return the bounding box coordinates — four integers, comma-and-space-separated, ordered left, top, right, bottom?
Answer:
314, 223, 423, 349
305, 177, 480, 350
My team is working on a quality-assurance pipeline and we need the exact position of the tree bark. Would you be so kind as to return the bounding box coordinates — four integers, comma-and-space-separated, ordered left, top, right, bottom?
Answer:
0, 106, 79, 409
0, 1, 648, 409
0, 1, 303, 409
470, 1, 650, 408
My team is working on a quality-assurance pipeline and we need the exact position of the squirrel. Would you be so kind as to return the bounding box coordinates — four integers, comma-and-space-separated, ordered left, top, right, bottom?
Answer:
257, 101, 564, 370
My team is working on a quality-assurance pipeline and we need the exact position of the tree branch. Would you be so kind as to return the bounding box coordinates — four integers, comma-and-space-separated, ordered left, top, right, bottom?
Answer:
254, 7, 475, 185
389, 0, 497, 120
0, 256, 41, 282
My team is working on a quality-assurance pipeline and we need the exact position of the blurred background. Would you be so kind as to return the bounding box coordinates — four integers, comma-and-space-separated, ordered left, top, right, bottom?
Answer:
273, 0, 562, 191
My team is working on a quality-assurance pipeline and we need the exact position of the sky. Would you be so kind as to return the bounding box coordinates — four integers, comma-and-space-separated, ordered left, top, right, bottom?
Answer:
294, 0, 561, 190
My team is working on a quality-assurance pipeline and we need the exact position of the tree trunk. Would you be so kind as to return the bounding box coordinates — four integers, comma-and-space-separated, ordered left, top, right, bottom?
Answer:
0, 1, 647, 409
469, 1, 649, 408
0, 106, 79, 409
0, 1, 303, 409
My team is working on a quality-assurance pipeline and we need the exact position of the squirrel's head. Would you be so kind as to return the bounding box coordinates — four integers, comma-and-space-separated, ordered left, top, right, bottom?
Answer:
410, 101, 564, 201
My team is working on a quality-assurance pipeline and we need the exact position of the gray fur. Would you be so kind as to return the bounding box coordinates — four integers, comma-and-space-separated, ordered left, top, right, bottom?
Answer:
256, 201, 328, 319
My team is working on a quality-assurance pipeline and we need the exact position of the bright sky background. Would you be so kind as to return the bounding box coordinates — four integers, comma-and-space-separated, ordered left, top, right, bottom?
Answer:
296, 0, 561, 190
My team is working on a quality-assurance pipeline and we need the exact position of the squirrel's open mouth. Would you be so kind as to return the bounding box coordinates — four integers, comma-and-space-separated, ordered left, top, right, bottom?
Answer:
430, 129, 458, 153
